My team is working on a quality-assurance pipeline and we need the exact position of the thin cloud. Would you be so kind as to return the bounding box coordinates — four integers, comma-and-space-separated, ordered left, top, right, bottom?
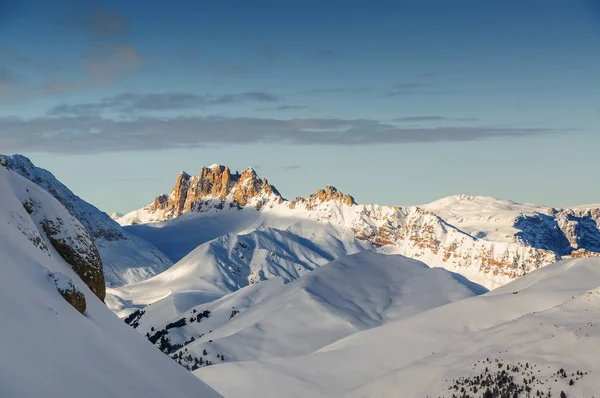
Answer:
283, 165, 301, 170
0, 114, 559, 154
48, 91, 281, 115
394, 116, 480, 122
272, 105, 310, 111
385, 82, 448, 97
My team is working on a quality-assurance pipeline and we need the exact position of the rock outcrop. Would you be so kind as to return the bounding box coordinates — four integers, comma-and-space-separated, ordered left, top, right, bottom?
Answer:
42, 217, 106, 302
51, 272, 87, 314
146, 165, 283, 219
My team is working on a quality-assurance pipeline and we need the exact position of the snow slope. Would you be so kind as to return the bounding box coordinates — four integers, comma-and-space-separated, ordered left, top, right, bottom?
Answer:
2, 154, 172, 287
123, 252, 486, 369
108, 220, 372, 314
0, 164, 219, 398
196, 257, 600, 398
421, 194, 547, 242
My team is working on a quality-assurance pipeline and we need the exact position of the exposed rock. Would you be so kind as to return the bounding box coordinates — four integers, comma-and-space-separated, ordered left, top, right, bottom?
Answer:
145, 166, 283, 218
51, 272, 86, 314
42, 218, 106, 302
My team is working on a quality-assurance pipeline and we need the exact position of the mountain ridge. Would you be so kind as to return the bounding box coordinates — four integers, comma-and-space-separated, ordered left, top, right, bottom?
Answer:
0, 154, 173, 287
117, 164, 600, 291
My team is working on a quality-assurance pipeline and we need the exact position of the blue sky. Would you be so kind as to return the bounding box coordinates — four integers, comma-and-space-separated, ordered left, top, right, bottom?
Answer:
0, 0, 599, 212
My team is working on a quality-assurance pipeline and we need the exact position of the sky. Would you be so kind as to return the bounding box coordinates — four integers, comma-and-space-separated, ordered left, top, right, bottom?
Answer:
0, 0, 599, 213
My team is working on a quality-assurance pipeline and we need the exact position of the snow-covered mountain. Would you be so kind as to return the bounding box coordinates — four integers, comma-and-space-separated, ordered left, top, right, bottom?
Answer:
196, 256, 600, 398
1, 155, 172, 287
108, 220, 372, 315
118, 165, 600, 291
119, 252, 486, 368
0, 161, 219, 398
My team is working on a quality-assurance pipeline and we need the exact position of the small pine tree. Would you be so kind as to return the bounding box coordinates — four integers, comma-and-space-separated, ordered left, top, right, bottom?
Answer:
203, 349, 208, 356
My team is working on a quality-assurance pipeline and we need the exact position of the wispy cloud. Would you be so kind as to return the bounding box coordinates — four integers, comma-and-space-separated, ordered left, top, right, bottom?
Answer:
394, 116, 479, 122
384, 82, 448, 97
48, 91, 281, 115
283, 165, 301, 170
0, 114, 559, 154
255, 105, 309, 112
301, 86, 373, 95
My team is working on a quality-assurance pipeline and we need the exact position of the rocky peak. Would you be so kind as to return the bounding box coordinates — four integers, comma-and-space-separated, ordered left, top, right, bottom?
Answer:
292, 185, 356, 210
148, 165, 282, 216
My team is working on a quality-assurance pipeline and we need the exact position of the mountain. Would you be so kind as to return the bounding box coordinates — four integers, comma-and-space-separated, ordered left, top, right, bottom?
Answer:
118, 165, 600, 290
120, 252, 486, 369
423, 194, 600, 256
196, 256, 600, 398
1, 155, 172, 287
108, 220, 371, 316
0, 161, 219, 398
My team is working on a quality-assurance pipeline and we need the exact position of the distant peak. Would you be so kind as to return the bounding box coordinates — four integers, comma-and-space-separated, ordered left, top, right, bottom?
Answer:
149, 164, 282, 215
298, 185, 356, 207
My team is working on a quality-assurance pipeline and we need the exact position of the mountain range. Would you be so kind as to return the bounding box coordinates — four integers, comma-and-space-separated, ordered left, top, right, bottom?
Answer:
3, 154, 600, 398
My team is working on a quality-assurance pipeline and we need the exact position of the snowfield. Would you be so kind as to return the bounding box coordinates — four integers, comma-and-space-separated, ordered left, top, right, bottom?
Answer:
0, 165, 219, 398
196, 257, 600, 398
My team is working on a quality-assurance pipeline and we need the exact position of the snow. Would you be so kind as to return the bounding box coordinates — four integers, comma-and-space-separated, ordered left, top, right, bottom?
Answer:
421, 194, 548, 242
108, 220, 372, 314
0, 165, 220, 398
125, 252, 485, 367
196, 257, 600, 398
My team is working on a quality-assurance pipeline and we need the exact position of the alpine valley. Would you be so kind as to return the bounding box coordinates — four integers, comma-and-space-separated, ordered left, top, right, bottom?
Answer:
3, 155, 600, 398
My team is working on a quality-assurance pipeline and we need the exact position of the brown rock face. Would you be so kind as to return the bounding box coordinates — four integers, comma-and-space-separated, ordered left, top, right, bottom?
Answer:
147, 166, 282, 217
42, 218, 106, 302
293, 185, 356, 210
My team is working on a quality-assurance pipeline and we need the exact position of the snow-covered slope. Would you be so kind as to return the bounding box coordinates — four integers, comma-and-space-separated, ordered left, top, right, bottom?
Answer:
421, 194, 547, 242
0, 163, 219, 398
108, 220, 372, 314
121, 252, 486, 369
2, 154, 172, 286
197, 257, 600, 398
423, 194, 600, 256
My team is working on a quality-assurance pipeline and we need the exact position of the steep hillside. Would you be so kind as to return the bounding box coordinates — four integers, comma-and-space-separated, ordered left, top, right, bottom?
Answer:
1, 155, 172, 286
108, 220, 371, 314
0, 163, 219, 398
121, 252, 486, 369
196, 257, 600, 398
